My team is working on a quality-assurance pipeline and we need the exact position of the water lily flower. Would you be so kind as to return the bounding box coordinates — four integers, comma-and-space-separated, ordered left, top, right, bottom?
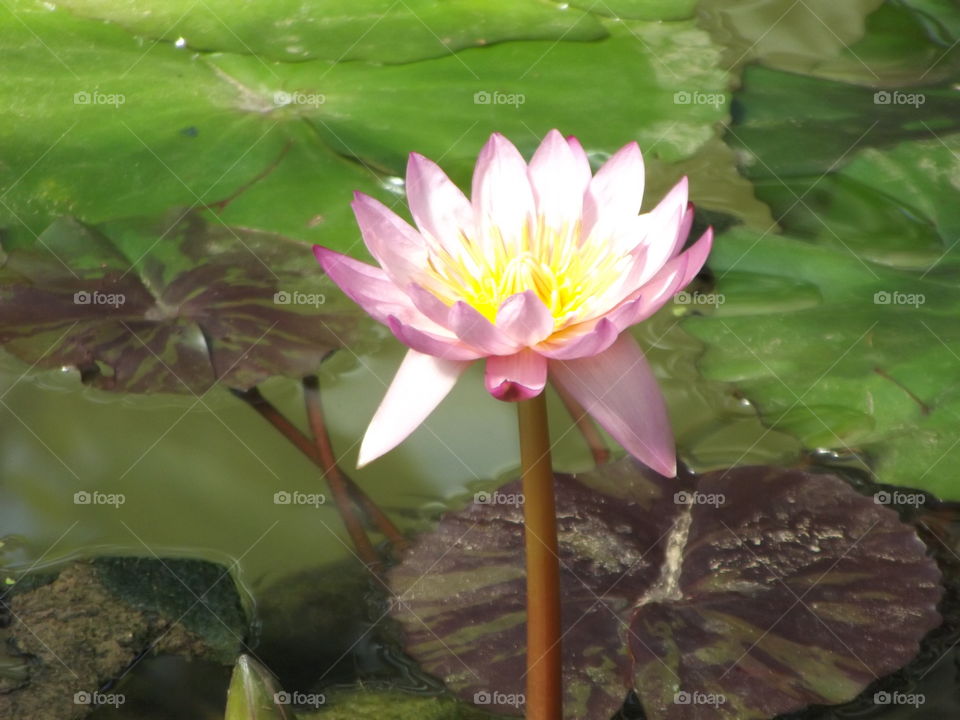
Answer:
314, 130, 712, 477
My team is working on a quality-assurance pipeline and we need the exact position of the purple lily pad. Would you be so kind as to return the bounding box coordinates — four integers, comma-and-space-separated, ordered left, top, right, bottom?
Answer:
0, 212, 360, 394
387, 461, 942, 720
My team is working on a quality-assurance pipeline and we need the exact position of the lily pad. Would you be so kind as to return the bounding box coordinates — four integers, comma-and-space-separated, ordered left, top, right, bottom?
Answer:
685, 133, 960, 499
0, 3, 727, 249
698, 0, 883, 73
48, 0, 607, 64
388, 460, 941, 720
726, 65, 960, 180
0, 212, 358, 395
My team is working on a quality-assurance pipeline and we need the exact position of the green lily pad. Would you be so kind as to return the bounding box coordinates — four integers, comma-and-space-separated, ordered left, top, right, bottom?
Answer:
561, 0, 698, 21
803, 0, 960, 86
48, 0, 607, 64
726, 65, 960, 180
698, 0, 883, 73
0, 212, 358, 395
685, 133, 960, 499
388, 461, 941, 719
699, 0, 960, 84
0, 3, 727, 250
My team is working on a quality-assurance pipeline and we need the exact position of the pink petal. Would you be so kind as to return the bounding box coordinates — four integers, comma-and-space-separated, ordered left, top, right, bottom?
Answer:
485, 349, 547, 402
565, 136, 593, 190
314, 245, 431, 328
582, 141, 645, 241
609, 227, 713, 329
550, 334, 676, 477
668, 202, 695, 260
358, 349, 471, 467
351, 192, 429, 287
535, 317, 618, 360
528, 129, 589, 232
471, 133, 535, 254
598, 181, 687, 310
632, 177, 689, 282
401, 288, 521, 356
406, 153, 475, 254
496, 290, 554, 346
387, 316, 482, 361
405, 281, 453, 327
448, 301, 518, 355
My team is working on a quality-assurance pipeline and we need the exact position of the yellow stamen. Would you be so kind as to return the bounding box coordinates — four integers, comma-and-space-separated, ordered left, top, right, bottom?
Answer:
423, 217, 629, 327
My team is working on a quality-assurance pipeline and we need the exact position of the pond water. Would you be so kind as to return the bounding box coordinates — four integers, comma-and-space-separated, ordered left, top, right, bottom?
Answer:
1, 0, 959, 717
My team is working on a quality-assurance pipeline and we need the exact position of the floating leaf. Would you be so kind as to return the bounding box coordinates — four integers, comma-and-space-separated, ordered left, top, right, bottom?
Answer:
48, 0, 607, 64
726, 66, 960, 179
629, 466, 941, 720
0, 212, 357, 394
697, 0, 960, 84
388, 461, 941, 720
698, 0, 883, 73
0, 4, 727, 249
685, 133, 960, 499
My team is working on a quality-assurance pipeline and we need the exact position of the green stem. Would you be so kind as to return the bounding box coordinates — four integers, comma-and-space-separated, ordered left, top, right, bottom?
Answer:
518, 392, 563, 720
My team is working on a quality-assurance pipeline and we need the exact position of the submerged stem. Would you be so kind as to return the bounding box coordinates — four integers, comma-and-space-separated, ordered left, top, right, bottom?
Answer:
303, 376, 379, 566
517, 393, 562, 720
551, 381, 610, 467
231, 385, 405, 560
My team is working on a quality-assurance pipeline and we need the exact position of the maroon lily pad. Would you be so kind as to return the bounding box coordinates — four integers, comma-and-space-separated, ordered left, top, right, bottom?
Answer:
387, 461, 942, 720
0, 212, 361, 394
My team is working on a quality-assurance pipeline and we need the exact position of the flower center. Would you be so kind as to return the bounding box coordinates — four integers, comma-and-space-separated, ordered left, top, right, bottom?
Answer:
423, 218, 630, 327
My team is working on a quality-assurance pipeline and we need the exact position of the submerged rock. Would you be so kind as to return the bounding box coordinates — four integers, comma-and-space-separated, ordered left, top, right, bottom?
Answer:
0, 556, 248, 720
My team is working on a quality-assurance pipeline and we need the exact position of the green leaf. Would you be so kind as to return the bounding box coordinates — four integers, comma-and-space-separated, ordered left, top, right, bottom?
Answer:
0, 5, 728, 250
698, 0, 884, 73
685, 133, 960, 499
726, 65, 960, 179
47, 0, 607, 63
0, 212, 361, 395
388, 461, 941, 720
208, 18, 728, 179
